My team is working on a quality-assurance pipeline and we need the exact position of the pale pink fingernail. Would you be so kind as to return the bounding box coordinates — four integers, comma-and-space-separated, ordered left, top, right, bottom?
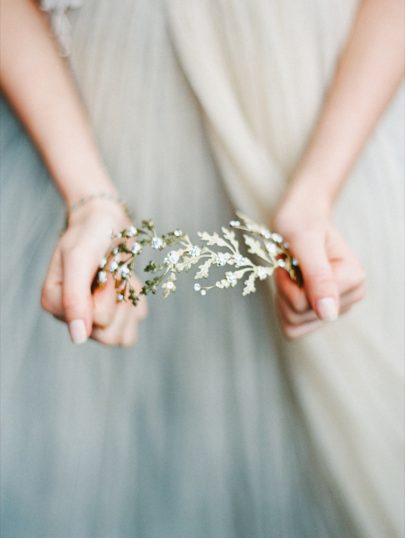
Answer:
68, 319, 88, 344
317, 298, 338, 322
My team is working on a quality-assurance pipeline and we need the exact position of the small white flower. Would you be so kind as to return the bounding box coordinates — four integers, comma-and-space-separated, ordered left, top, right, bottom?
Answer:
99, 257, 107, 269
130, 242, 142, 254
189, 245, 201, 258
271, 232, 283, 244
277, 259, 286, 268
200, 289, 207, 296
112, 247, 119, 255
173, 229, 183, 237
257, 267, 268, 280
234, 254, 248, 267
166, 250, 180, 264
193, 283, 201, 292
226, 271, 238, 286
260, 227, 271, 239
118, 265, 130, 279
97, 270, 108, 283
163, 281, 175, 291
127, 226, 137, 237
110, 260, 119, 272
151, 237, 164, 250
266, 242, 278, 256
229, 220, 240, 227
216, 252, 230, 266
116, 293, 124, 302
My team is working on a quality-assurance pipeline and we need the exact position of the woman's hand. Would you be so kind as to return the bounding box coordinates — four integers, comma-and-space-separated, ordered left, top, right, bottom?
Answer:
272, 199, 365, 340
41, 200, 148, 346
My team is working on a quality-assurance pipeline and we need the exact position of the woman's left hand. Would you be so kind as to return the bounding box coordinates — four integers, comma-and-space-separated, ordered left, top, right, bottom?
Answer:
272, 202, 366, 340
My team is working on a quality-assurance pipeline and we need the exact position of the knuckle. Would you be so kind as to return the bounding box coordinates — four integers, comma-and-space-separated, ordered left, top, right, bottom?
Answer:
306, 268, 333, 285
93, 306, 114, 328
355, 266, 366, 285
278, 291, 307, 315
353, 286, 366, 303
339, 303, 352, 316
62, 292, 84, 313
282, 309, 298, 325
40, 286, 52, 311
283, 325, 300, 341
91, 330, 114, 346
345, 262, 366, 287
290, 298, 308, 314
121, 335, 138, 347
62, 245, 87, 265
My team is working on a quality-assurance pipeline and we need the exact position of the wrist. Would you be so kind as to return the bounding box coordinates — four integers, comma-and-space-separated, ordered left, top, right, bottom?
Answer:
51, 157, 119, 207
272, 181, 332, 235
65, 192, 132, 228
288, 162, 344, 205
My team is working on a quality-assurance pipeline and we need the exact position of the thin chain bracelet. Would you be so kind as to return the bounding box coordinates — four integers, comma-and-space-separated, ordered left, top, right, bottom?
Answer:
63, 191, 133, 232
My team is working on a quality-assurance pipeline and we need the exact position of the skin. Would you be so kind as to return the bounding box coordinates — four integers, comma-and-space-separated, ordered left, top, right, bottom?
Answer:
272, 0, 404, 338
0, 0, 148, 346
0, 0, 403, 345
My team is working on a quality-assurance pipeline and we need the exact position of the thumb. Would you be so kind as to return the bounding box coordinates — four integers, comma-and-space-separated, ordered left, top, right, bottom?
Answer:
62, 247, 96, 344
291, 232, 339, 321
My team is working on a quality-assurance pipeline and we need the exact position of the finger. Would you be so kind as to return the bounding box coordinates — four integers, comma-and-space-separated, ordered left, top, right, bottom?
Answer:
275, 245, 365, 314
339, 283, 366, 312
136, 295, 148, 321
92, 274, 117, 328
276, 293, 318, 326
122, 308, 141, 347
331, 253, 366, 297
41, 248, 64, 317
282, 318, 325, 340
62, 247, 98, 344
91, 302, 135, 347
277, 280, 365, 330
274, 268, 310, 313
290, 232, 339, 322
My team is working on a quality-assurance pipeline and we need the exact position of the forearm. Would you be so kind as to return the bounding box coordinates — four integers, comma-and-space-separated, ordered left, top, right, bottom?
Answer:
283, 0, 404, 216
0, 0, 116, 205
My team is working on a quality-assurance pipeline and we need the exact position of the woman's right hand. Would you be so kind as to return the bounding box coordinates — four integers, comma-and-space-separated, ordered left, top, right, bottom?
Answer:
40, 200, 148, 346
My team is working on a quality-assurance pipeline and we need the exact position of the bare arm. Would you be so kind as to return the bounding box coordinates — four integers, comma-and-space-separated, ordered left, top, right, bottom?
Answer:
0, 0, 116, 204
282, 0, 404, 213
0, 0, 147, 345
273, 0, 404, 338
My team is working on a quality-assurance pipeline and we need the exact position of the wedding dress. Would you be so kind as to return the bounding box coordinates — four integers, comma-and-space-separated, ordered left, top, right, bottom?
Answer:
1, 1, 403, 537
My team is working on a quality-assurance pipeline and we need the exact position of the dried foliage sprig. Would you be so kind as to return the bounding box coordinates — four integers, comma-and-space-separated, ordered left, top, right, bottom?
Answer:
95, 212, 303, 305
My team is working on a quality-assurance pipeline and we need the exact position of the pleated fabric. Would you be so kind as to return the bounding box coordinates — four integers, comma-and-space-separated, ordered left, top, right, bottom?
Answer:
0, 1, 403, 537
166, 2, 405, 536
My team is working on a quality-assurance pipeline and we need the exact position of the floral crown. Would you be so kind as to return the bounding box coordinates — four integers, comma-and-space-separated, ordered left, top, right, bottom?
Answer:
95, 211, 303, 304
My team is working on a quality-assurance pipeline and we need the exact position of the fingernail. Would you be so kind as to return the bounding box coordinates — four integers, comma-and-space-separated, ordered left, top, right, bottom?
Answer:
68, 319, 88, 344
317, 298, 338, 321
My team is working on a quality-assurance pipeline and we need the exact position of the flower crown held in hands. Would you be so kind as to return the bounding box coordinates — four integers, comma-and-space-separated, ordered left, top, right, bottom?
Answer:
95, 212, 303, 305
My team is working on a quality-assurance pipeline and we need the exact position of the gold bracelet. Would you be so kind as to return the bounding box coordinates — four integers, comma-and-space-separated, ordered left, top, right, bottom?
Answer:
62, 191, 133, 233
70, 191, 133, 219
